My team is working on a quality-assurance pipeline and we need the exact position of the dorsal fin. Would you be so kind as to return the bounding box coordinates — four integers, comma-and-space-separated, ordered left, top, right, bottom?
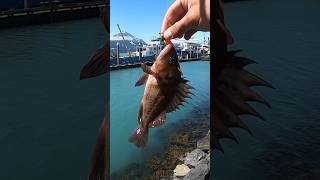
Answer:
166, 79, 194, 113
213, 52, 273, 151
135, 73, 149, 87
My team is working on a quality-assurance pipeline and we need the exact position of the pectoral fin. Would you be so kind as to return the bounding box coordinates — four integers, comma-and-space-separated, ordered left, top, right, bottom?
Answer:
141, 64, 162, 81
135, 73, 149, 87
141, 63, 154, 75
149, 112, 166, 128
80, 45, 109, 80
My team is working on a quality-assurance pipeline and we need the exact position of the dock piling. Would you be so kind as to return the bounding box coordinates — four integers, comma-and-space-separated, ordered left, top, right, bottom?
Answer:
138, 43, 142, 61
116, 42, 120, 66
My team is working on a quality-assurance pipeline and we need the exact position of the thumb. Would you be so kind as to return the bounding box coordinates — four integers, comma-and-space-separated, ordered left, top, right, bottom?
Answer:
164, 12, 197, 40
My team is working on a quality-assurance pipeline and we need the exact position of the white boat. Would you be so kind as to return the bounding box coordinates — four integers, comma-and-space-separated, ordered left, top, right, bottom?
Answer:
136, 38, 165, 57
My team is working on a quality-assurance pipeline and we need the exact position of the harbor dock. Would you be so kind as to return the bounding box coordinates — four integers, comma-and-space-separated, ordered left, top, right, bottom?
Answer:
110, 57, 206, 71
0, 1, 105, 28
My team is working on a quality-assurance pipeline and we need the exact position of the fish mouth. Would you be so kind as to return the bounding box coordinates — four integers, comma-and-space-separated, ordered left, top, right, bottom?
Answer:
162, 43, 175, 54
157, 42, 177, 61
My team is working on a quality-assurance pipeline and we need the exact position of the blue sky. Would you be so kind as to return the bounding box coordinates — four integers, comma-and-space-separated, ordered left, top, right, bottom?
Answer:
110, 0, 208, 42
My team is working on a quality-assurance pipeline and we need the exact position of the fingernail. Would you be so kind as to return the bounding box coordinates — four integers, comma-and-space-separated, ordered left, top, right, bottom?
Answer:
164, 29, 173, 40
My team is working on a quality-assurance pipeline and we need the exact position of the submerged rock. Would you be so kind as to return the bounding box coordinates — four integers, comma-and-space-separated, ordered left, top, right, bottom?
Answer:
184, 149, 207, 167
174, 164, 191, 177
111, 108, 210, 179
197, 130, 210, 150
170, 133, 190, 146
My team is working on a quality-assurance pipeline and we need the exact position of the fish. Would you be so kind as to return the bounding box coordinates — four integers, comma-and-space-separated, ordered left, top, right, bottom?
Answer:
212, 0, 274, 152
79, 5, 110, 180
129, 42, 193, 148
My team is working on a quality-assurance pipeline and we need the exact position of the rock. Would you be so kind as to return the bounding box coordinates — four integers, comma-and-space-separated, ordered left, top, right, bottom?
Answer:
198, 158, 210, 167
174, 164, 191, 177
183, 161, 210, 180
207, 152, 210, 160
184, 149, 207, 167
197, 130, 210, 150
170, 133, 190, 146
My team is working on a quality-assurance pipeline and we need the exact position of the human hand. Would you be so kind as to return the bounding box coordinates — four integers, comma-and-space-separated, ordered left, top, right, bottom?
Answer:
162, 0, 210, 41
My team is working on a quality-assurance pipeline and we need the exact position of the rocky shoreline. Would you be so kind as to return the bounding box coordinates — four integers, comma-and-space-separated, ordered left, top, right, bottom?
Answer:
172, 131, 210, 180
111, 107, 210, 180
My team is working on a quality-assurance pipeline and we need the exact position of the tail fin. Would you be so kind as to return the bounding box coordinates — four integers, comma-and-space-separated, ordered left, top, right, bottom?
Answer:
128, 128, 148, 148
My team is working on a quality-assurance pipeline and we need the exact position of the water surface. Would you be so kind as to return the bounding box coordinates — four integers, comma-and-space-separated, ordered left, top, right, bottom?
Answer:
0, 19, 107, 179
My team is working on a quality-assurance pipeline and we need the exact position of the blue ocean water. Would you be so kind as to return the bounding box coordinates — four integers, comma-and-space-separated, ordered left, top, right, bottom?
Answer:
110, 61, 210, 173
0, 19, 107, 179
213, 0, 320, 179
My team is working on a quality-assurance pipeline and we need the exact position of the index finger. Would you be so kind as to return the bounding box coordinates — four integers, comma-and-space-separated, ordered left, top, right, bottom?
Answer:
161, 0, 187, 33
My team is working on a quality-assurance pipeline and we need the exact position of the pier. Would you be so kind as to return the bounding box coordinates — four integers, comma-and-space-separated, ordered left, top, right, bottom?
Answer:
0, 1, 105, 28
110, 57, 206, 71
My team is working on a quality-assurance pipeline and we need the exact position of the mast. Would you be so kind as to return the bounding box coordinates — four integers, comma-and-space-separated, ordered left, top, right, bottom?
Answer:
117, 24, 132, 58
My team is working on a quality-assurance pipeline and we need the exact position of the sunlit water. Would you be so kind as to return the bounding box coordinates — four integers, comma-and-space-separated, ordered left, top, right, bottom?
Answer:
213, 0, 320, 179
110, 61, 210, 173
0, 19, 108, 179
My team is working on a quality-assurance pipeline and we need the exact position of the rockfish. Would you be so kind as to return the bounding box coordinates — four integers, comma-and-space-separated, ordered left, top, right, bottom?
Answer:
129, 42, 193, 148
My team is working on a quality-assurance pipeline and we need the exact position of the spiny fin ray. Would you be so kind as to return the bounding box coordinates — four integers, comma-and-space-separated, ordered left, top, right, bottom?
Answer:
213, 50, 273, 152
166, 78, 193, 113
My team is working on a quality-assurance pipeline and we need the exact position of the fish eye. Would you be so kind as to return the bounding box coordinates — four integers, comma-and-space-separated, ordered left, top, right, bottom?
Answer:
168, 57, 174, 64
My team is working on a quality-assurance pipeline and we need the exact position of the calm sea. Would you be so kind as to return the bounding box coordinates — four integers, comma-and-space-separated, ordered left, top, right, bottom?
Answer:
0, 19, 108, 179
213, 0, 320, 179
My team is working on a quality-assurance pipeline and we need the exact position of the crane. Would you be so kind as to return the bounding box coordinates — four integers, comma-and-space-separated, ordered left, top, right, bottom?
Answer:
117, 24, 132, 58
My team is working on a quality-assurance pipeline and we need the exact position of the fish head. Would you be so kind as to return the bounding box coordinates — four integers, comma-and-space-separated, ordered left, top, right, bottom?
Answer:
154, 43, 181, 75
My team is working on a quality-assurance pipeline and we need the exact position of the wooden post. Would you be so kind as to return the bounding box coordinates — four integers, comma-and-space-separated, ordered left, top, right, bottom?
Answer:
116, 42, 120, 66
